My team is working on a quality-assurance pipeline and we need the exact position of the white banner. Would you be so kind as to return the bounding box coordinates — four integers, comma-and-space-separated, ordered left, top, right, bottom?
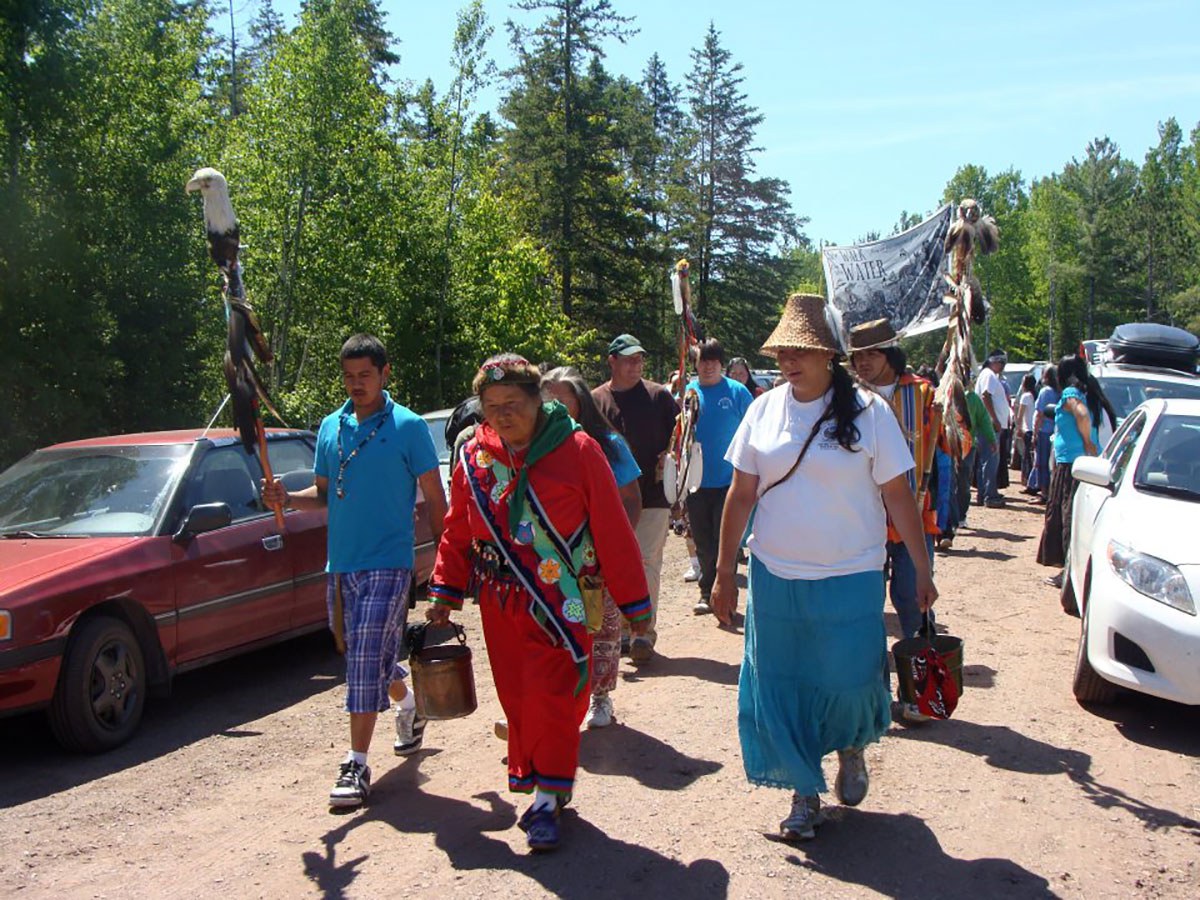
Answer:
822, 204, 954, 340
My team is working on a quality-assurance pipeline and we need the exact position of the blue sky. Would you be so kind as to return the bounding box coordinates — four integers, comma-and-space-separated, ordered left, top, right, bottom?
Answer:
258, 0, 1200, 245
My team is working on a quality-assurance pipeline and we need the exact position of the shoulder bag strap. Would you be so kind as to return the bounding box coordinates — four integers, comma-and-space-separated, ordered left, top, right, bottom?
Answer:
759, 406, 832, 498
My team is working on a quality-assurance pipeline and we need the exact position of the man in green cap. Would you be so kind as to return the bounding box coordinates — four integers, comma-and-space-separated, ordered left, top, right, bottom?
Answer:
593, 334, 680, 663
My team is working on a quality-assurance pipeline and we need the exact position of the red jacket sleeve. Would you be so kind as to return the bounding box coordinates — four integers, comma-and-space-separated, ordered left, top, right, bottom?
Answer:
428, 449, 473, 610
579, 434, 651, 622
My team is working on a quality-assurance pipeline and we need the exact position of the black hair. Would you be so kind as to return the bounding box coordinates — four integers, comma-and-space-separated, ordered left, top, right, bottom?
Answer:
881, 346, 907, 377
726, 356, 753, 386
1041, 364, 1059, 392
916, 364, 939, 387
541, 367, 621, 464
825, 363, 864, 451
445, 396, 482, 446
1020, 373, 1037, 395
697, 338, 724, 363
1057, 355, 1117, 432
340, 333, 388, 370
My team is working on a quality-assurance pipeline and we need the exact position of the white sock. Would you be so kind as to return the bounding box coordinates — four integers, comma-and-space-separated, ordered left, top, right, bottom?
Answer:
690, 557, 699, 568
531, 788, 557, 812
347, 750, 367, 766
397, 689, 416, 712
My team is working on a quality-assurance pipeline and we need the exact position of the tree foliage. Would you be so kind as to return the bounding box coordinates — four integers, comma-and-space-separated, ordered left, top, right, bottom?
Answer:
2, 0, 1198, 470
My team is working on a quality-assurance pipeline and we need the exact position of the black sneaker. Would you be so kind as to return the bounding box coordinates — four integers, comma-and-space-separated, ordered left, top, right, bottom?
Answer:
394, 706, 426, 756
329, 760, 371, 809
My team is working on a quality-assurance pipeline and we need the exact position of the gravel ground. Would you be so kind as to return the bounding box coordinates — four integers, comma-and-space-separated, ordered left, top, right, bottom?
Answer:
2, 489, 1198, 899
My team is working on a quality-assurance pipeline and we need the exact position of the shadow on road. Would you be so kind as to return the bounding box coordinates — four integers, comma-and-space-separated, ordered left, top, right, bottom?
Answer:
890, 716, 1200, 842
303, 768, 730, 900
946, 547, 1017, 562
579, 723, 722, 788
621, 651, 740, 686
962, 526, 1034, 543
0, 632, 341, 808
1082, 695, 1200, 757
781, 808, 1057, 899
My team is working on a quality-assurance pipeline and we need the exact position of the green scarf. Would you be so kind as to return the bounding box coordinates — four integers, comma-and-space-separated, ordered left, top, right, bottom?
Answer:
507, 401, 580, 536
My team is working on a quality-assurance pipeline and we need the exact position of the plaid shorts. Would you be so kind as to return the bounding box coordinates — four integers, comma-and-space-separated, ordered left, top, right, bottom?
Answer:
327, 568, 413, 714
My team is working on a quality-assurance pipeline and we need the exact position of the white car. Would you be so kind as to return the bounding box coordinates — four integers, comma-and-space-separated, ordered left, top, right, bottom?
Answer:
420, 408, 454, 499
1092, 360, 1200, 448
1064, 398, 1200, 706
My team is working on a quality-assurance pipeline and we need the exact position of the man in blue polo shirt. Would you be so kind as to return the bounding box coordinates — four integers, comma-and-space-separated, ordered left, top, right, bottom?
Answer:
686, 338, 753, 615
262, 334, 446, 810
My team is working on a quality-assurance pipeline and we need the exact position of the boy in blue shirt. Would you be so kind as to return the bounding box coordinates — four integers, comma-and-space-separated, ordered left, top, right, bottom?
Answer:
263, 334, 447, 809
686, 338, 754, 614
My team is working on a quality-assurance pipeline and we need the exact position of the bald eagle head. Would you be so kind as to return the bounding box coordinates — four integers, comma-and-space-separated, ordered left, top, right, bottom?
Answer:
186, 166, 239, 271
186, 166, 238, 235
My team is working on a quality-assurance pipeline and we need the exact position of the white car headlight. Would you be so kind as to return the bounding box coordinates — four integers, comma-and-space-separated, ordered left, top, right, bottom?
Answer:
1107, 541, 1196, 615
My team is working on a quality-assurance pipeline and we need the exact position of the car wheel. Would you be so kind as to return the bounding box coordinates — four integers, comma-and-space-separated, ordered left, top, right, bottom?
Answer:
48, 615, 147, 753
1072, 603, 1118, 705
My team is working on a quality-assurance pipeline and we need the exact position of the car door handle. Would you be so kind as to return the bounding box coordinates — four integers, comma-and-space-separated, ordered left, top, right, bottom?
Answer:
262, 535, 284, 551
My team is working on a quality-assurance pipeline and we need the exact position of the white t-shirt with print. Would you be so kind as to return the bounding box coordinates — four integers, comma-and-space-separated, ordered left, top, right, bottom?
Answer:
725, 385, 914, 580
975, 366, 1011, 430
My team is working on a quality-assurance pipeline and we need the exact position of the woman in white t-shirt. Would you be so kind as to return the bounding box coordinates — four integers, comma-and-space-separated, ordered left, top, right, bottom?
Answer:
1015, 373, 1037, 488
710, 294, 938, 843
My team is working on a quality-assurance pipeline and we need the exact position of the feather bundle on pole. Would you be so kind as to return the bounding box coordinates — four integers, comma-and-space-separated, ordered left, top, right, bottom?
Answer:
186, 167, 285, 529
935, 198, 999, 459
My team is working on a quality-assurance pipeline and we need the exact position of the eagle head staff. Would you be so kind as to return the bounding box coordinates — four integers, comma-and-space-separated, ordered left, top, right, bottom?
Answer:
186, 166, 238, 236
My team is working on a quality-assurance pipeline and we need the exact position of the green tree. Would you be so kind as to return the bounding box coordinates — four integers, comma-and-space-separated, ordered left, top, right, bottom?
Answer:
679, 23, 800, 358
1060, 137, 1138, 339
501, 0, 635, 317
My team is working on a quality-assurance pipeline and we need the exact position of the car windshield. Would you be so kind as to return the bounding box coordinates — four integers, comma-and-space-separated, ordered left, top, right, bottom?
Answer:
423, 415, 451, 463
1133, 414, 1200, 502
1097, 376, 1200, 420
0, 444, 193, 537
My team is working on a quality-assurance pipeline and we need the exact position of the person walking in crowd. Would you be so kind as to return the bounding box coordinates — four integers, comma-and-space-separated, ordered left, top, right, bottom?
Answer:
1015, 373, 1038, 490
262, 334, 447, 810
687, 338, 754, 615
963, 387, 994, 514
542, 366, 642, 729
1031, 365, 1060, 502
726, 356, 765, 399
1037, 356, 1102, 590
709, 294, 937, 842
848, 319, 942, 724
974, 351, 1009, 507
593, 334, 680, 664
427, 354, 650, 852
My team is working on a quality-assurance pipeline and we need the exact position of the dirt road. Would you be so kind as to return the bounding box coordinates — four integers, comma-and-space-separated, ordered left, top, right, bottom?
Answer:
3, 492, 1198, 898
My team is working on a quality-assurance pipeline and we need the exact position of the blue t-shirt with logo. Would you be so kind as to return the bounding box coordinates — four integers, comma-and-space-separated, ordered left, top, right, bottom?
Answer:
687, 376, 754, 488
314, 392, 440, 573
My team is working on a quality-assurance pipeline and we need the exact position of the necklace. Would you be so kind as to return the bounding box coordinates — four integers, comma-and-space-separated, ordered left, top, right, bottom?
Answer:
335, 408, 387, 499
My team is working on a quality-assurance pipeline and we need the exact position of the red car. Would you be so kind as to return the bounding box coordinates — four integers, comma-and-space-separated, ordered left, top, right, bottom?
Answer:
0, 429, 438, 752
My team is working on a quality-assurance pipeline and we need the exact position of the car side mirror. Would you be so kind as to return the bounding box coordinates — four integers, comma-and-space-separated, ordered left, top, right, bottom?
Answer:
174, 502, 233, 542
1071, 456, 1114, 490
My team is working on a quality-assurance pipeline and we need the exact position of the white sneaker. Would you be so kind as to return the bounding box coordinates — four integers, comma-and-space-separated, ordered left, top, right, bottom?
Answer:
585, 693, 614, 728
900, 702, 933, 724
329, 760, 371, 809
779, 792, 821, 841
693, 598, 712, 615
683, 559, 700, 582
835, 747, 869, 806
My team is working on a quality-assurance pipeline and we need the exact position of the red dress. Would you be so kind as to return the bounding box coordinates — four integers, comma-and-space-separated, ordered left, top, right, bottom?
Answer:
430, 421, 649, 797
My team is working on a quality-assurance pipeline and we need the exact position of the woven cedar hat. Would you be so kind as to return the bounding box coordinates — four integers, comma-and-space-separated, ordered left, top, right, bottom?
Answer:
760, 293, 844, 359
848, 318, 900, 353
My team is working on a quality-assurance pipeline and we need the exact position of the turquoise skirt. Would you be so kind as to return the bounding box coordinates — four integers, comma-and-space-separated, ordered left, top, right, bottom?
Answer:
738, 556, 891, 794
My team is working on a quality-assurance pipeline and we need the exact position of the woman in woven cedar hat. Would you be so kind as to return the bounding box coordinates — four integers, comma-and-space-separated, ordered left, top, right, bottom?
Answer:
426, 354, 651, 852
710, 294, 939, 842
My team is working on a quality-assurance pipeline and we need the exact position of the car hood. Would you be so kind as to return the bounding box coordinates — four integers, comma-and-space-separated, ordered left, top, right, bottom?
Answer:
1109, 488, 1200, 565
0, 537, 142, 593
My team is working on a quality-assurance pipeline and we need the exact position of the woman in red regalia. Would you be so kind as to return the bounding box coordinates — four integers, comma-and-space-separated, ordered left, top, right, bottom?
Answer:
426, 354, 650, 852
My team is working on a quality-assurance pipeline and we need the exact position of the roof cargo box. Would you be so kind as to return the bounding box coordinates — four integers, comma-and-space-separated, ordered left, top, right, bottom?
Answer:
1107, 323, 1199, 372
